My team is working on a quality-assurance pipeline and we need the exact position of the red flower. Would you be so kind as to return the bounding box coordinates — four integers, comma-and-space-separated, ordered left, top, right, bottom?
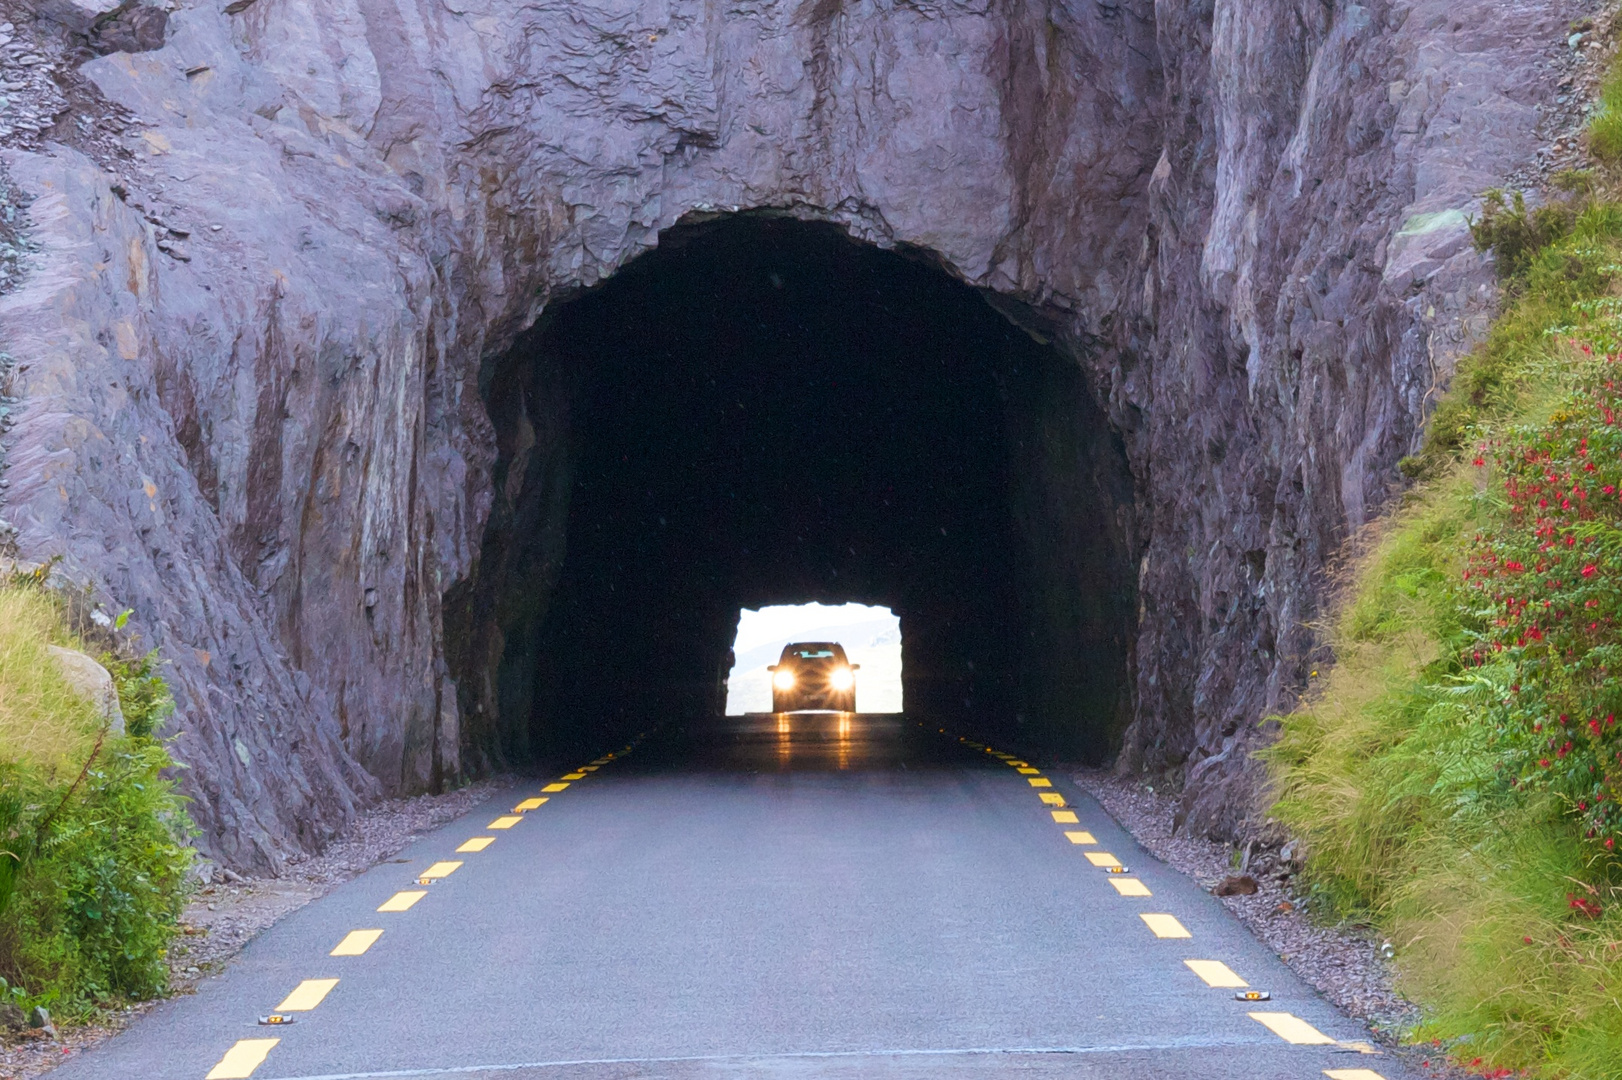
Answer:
1583, 564, 1598, 578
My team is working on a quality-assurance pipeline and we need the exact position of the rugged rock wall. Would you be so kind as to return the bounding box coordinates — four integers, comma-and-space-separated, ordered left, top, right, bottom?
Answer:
0, 0, 1581, 865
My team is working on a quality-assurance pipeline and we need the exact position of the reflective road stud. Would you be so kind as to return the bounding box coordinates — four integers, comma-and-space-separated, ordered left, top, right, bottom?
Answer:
1050, 810, 1079, 823
276, 978, 339, 1012
377, 891, 426, 912
1064, 831, 1097, 844
487, 816, 523, 829
1140, 913, 1192, 938
1108, 877, 1152, 897
205, 1038, 280, 1079
542, 783, 570, 793
330, 929, 383, 956
1084, 851, 1123, 868
513, 797, 549, 811
1184, 959, 1247, 987
1248, 1012, 1336, 1045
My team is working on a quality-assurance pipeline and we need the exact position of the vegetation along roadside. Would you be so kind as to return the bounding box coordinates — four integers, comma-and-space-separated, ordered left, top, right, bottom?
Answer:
1264, 39, 1622, 1080
0, 565, 192, 1034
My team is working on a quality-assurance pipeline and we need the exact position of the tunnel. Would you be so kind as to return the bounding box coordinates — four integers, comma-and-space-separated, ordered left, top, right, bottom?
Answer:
442, 215, 1138, 774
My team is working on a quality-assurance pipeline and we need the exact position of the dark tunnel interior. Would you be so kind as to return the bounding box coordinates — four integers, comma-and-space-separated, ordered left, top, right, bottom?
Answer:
444, 216, 1139, 771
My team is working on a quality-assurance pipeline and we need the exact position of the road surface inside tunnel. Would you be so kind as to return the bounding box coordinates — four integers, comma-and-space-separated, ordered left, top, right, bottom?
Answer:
53, 716, 1410, 1080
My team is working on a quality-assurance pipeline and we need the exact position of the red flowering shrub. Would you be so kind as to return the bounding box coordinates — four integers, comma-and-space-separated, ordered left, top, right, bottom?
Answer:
1465, 349, 1622, 852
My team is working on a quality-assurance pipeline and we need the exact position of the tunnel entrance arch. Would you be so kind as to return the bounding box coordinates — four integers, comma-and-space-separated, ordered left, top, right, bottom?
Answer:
445, 215, 1137, 769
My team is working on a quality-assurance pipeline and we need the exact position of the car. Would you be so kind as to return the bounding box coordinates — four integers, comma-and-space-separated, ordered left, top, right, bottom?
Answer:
769, 642, 859, 712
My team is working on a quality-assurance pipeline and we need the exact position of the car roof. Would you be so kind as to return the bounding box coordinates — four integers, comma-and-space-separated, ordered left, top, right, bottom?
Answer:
780, 641, 846, 657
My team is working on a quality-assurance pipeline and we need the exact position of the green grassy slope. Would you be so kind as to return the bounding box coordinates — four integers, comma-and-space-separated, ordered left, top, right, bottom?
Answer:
1265, 75, 1622, 1078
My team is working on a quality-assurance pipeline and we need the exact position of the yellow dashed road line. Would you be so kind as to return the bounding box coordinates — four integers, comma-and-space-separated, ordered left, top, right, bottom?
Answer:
1108, 877, 1152, 897
1016, 767, 1040, 775
1325, 1071, 1388, 1080
1248, 1011, 1335, 1045
1140, 913, 1192, 939
1050, 810, 1078, 823
419, 860, 463, 881
1084, 851, 1122, 868
1039, 792, 1067, 807
205, 1038, 279, 1079
330, 929, 383, 956
275, 978, 339, 1012
1063, 830, 1097, 844
1027, 777, 1052, 788
199, 740, 648, 1079
1183, 959, 1247, 987
377, 890, 426, 912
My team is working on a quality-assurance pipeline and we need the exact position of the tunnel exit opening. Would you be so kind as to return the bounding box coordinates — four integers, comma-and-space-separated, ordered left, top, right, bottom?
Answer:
444, 214, 1138, 772
724, 602, 903, 715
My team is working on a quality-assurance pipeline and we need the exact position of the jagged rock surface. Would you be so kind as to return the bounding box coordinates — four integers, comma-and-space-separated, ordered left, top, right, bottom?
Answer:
0, 0, 1586, 865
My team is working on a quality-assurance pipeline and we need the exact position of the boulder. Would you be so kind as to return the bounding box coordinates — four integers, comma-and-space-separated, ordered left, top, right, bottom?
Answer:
46, 645, 125, 737
1213, 875, 1260, 897
35, 0, 127, 35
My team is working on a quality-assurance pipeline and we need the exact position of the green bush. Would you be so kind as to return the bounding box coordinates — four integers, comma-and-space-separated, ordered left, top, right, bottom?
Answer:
0, 580, 193, 1018
1470, 188, 1574, 279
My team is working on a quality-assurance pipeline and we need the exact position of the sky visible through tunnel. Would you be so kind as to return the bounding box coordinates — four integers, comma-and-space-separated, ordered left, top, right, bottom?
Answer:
725, 603, 902, 713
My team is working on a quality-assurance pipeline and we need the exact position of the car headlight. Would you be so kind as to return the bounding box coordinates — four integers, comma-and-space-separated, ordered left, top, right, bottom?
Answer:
773, 668, 796, 690
829, 666, 854, 691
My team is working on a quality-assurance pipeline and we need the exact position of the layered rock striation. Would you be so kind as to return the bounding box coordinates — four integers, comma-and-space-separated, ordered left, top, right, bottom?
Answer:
0, 0, 1581, 865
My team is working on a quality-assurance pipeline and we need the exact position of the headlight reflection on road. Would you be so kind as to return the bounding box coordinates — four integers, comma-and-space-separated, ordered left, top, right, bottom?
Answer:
778, 713, 791, 767
837, 713, 851, 770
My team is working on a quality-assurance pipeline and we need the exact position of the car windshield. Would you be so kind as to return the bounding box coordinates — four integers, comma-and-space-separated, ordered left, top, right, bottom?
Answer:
782, 643, 845, 662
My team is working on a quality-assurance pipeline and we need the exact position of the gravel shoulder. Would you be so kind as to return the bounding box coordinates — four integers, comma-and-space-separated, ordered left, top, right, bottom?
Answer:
1071, 768, 1482, 1080
0, 776, 517, 1080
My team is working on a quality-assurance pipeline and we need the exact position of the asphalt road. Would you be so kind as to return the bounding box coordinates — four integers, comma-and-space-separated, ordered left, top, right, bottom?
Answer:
53, 714, 1414, 1080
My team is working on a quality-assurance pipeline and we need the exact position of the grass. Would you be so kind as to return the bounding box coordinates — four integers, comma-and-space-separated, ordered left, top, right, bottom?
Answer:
1266, 62, 1622, 1077
1590, 57, 1622, 165
0, 586, 101, 774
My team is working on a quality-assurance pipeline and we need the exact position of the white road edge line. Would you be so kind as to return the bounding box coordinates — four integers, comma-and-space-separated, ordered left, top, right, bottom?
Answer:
256, 1036, 1281, 1080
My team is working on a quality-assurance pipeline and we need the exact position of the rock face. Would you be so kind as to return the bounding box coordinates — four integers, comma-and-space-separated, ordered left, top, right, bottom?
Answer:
0, 0, 1585, 866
